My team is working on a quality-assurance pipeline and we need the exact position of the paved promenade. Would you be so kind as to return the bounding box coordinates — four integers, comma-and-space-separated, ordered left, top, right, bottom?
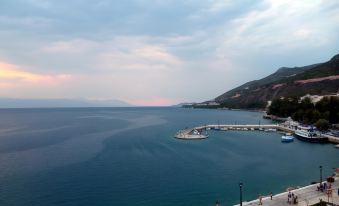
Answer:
238, 179, 339, 206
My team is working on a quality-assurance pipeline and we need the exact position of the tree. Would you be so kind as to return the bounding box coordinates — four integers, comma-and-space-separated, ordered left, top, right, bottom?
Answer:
300, 97, 314, 110
315, 119, 330, 132
268, 96, 339, 124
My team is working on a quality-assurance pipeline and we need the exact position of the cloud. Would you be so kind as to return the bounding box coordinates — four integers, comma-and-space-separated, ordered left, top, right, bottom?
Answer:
0, 60, 71, 83
206, 0, 232, 12
97, 44, 182, 72
0, 0, 338, 104
221, 0, 335, 50
42, 39, 94, 53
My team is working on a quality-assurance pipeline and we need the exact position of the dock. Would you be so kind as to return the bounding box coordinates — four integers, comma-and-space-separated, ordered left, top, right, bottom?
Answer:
323, 134, 339, 144
196, 124, 294, 133
175, 124, 293, 140
236, 178, 339, 206
175, 124, 339, 145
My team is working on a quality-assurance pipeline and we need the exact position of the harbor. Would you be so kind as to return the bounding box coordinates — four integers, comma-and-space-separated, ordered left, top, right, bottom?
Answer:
175, 123, 339, 146
175, 124, 292, 140
175, 122, 339, 205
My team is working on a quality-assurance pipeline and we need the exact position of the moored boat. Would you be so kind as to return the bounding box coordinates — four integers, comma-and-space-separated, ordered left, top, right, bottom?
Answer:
281, 133, 294, 143
265, 128, 277, 132
294, 125, 327, 143
175, 128, 208, 140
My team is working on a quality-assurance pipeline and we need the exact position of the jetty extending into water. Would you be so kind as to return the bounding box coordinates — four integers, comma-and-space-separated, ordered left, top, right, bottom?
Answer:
175, 124, 339, 146
175, 124, 292, 140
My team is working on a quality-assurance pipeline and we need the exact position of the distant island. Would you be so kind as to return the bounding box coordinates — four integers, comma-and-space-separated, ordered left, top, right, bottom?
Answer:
0, 98, 131, 108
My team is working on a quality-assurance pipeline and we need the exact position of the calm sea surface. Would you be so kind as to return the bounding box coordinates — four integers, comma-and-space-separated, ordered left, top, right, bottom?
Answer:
0, 107, 337, 206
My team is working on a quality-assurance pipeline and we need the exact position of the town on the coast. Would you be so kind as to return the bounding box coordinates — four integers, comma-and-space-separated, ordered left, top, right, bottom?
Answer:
176, 94, 339, 206
176, 54, 339, 205
176, 94, 339, 147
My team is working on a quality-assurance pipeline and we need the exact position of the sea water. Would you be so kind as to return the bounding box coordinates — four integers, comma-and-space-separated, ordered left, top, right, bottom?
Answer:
0, 107, 337, 206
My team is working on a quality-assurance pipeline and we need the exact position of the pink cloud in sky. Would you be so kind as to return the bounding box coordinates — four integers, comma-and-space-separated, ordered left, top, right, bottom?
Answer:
126, 97, 177, 106
0, 61, 72, 84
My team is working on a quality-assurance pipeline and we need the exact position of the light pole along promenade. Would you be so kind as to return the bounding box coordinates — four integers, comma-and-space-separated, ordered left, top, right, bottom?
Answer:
239, 182, 243, 206
234, 166, 339, 206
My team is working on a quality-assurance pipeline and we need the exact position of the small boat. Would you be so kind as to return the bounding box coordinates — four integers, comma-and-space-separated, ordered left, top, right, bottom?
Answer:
281, 133, 294, 143
175, 129, 208, 140
220, 127, 228, 131
265, 128, 277, 132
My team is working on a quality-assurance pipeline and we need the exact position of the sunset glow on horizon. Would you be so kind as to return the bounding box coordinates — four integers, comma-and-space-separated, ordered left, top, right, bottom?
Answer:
0, 0, 338, 106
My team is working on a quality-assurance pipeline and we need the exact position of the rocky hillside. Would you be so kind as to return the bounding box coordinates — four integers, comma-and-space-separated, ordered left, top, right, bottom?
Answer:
214, 54, 339, 109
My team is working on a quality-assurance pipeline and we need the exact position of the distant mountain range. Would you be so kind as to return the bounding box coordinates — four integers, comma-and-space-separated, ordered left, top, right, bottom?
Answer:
0, 98, 131, 108
213, 53, 339, 109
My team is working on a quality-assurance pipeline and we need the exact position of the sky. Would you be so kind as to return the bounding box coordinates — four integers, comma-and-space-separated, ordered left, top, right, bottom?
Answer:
0, 0, 338, 106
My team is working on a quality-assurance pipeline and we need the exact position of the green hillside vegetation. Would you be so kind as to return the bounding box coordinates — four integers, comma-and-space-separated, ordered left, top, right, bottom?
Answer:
268, 96, 339, 128
212, 54, 339, 109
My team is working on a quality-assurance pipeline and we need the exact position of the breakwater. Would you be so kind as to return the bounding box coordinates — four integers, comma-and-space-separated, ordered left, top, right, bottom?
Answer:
175, 124, 339, 145
175, 124, 294, 140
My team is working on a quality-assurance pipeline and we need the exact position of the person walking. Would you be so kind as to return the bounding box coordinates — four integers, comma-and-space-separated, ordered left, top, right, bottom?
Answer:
270, 192, 273, 200
258, 194, 263, 205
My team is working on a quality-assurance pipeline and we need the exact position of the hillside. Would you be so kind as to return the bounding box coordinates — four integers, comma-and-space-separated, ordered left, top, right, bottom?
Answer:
214, 54, 339, 109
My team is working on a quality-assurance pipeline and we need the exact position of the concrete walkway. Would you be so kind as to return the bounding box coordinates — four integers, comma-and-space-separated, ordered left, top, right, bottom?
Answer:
239, 179, 339, 206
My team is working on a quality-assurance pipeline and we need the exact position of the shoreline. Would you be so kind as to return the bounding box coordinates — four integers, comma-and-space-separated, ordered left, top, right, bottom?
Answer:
181, 106, 267, 113
236, 177, 339, 206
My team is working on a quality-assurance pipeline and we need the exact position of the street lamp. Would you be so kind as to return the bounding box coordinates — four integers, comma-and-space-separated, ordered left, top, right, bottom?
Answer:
239, 182, 243, 206
319, 166, 322, 185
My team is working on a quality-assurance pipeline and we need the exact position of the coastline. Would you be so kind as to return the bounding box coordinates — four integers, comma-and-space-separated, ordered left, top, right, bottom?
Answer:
181, 106, 267, 113
236, 177, 339, 206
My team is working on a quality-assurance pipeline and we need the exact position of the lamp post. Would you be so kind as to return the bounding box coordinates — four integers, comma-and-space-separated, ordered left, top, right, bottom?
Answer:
239, 182, 243, 206
319, 166, 322, 185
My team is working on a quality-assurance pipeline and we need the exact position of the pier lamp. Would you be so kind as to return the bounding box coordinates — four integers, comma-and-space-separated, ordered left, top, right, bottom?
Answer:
319, 165, 323, 184
239, 182, 243, 206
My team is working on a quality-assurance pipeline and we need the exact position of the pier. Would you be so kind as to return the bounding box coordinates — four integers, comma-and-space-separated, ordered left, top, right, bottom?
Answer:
175, 124, 339, 145
175, 124, 294, 140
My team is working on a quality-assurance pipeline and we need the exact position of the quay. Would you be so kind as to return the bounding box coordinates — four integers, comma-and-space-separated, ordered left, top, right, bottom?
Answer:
175, 124, 339, 145
195, 124, 294, 132
235, 177, 339, 206
175, 124, 292, 140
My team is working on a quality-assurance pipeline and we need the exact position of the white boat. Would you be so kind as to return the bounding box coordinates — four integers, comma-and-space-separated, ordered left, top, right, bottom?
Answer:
265, 128, 277, 132
281, 133, 294, 143
294, 126, 327, 143
175, 129, 208, 140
